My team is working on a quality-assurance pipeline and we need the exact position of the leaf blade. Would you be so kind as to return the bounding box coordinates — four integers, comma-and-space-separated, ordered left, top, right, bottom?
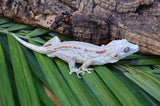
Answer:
8, 33, 41, 106
0, 44, 15, 106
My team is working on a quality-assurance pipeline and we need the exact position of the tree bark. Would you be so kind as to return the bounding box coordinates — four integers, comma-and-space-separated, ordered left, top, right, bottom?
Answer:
0, 0, 160, 55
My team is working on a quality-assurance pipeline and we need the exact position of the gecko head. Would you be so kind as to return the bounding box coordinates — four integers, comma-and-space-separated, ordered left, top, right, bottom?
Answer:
105, 39, 139, 63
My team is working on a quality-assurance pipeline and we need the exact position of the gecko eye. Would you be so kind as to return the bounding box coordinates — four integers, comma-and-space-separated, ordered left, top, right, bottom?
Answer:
124, 47, 130, 53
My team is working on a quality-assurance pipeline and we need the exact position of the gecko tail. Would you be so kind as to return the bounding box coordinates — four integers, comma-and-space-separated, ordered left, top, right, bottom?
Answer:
10, 33, 48, 54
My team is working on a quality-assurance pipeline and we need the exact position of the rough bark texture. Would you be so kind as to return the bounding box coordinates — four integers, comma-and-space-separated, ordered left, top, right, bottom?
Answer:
0, 0, 160, 55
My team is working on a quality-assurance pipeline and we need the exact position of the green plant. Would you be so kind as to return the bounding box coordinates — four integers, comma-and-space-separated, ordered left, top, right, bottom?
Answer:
0, 17, 160, 106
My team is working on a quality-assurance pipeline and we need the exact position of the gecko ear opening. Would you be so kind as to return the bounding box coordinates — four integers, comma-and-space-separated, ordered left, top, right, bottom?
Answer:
43, 36, 61, 47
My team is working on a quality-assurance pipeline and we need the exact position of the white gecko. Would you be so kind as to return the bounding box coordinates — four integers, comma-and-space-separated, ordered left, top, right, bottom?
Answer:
11, 33, 139, 78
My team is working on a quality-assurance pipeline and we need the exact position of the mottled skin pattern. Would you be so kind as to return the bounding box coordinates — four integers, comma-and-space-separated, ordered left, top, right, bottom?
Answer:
11, 33, 139, 78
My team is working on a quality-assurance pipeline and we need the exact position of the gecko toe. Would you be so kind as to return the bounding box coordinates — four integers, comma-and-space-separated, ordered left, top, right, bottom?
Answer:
69, 68, 82, 78
82, 68, 94, 75
70, 68, 93, 78
82, 71, 85, 75
76, 73, 81, 78
87, 71, 92, 74
87, 68, 94, 71
69, 72, 73, 75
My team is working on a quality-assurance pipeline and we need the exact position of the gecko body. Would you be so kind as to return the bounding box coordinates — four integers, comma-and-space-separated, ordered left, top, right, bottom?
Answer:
11, 33, 139, 78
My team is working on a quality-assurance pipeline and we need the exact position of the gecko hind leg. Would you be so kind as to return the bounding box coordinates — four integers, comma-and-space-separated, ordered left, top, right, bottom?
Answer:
80, 59, 94, 75
66, 60, 83, 78
47, 52, 82, 78
43, 36, 61, 47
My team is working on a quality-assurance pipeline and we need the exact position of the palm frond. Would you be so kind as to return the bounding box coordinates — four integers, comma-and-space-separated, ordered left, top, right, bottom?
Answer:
0, 43, 15, 106
7, 33, 41, 106
0, 17, 160, 105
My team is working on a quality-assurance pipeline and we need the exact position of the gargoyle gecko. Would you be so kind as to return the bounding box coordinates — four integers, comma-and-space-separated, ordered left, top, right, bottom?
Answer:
11, 33, 139, 78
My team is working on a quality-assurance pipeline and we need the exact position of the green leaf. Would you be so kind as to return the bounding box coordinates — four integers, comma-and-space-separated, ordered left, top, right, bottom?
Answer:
118, 65, 160, 102
82, 69, 121, 105
0, 18, 9, 24
29, 40, 75, 105
31, 37, 46, 44
118, 57, 160, 65
27, 28, 49, 37
6, 25, 30, 31
49, 32, 72, 41
21, 45, 48, 86
95, 66, 141, 105
33, 75, 56, 106
55, 59, 100, 106
8, 33, 40, 106
110, 66, 160, 105
124, 54, 156, 59
0, 44, 15, 106
1, 17, 160, 105
152, 71, 160, 74
0, 22, 17, 28
0, 35, 20, 105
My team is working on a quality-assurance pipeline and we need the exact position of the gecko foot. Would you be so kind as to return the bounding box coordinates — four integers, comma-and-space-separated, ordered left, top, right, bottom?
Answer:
69, 68, 94, 78
81, 68, 93, 75
76, 71, 82, 78
69, 68, 82, 78
69, 68, 79, 75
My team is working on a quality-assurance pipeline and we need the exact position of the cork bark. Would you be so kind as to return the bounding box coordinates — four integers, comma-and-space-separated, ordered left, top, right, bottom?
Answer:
0, 0, 160, 55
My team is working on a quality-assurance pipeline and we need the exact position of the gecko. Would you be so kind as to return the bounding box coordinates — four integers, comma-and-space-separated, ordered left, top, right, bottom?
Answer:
11, 33, 139, 78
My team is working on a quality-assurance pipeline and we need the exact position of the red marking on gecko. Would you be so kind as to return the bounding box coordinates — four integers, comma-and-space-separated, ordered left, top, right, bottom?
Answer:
95, 48, 112, 54
49, 46, 108, 54
115, 53, 120, 57
73, 47, 81, 49
47, 50, 52, 52
78, 53, 82, 56
84, 49, 93, 52
95, 50, 107, 54
84, 49, 88, 52
53, 46, 70, 50
84, 49, 107, 54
